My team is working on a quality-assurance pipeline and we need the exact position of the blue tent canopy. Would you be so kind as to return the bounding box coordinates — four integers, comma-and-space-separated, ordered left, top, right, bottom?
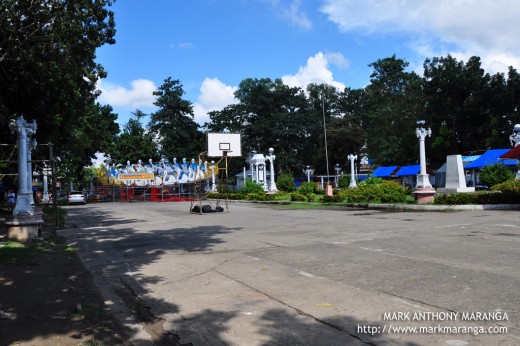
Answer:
464, 149, 518, 169
395, 165, 420, 177
371, 166, 398, 177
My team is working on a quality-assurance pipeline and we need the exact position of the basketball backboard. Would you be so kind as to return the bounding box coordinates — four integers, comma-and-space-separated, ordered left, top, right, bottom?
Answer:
207, 133, 242, 157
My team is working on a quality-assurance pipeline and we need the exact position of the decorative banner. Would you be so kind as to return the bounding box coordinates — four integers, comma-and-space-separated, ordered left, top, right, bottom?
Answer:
119, 173, 154, 180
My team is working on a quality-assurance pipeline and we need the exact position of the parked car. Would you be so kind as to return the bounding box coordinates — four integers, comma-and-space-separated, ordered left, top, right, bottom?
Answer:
68, 191, 86, 205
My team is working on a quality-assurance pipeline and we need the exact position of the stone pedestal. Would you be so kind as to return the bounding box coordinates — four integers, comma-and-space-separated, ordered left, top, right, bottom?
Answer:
413, 188, 436, 204
437, 155, 475, 193
5, 213, 44, 241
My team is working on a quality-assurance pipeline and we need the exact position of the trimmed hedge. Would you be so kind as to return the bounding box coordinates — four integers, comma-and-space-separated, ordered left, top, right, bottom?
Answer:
434, 191, 520, 205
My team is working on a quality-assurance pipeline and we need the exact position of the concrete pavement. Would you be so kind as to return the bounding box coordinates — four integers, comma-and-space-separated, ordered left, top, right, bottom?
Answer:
60, 202, 520, 345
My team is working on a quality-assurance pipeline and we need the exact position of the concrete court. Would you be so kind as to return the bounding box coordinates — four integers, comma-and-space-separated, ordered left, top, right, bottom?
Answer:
60, 202, 520, 346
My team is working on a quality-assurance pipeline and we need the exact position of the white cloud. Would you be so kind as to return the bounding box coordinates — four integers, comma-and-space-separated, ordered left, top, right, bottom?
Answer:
97, 79, 157, 109
268, 0, 312, 30
193, 78, 238, 125
321, 0, 520, 75
281, 52, 346, 91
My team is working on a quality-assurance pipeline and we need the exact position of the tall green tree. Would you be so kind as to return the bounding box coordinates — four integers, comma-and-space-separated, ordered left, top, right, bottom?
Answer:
112, 111, 157, 164
55, 103, 120, 181
0, 0, 116, 144
232, 78, 310, 173
306, 83, 341, 175
148, 77, 203, 161
363, 55, 425, 166
0, 0, 117, 183
423, 55, 496, 165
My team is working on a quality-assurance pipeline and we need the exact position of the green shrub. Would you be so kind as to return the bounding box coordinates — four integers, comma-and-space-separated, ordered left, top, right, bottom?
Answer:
276, 172, 296, 192
338, 175, 351, 189
320, 194, 343, 203
290, 192, 308, 202
360, 176, 383, 186
479, 163, 514, 187
340, 180, 406, 203
240, 178, 265, 194
490, 179, 520, 192
245, 192, 267, 201
298, 182, 316, 195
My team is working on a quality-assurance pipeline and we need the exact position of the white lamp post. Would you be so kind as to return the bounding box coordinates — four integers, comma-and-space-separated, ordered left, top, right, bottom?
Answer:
305, 166, 312, 183
334, 164, 341, 189
347, 154, 358, 188
266, 148, 277, 192
321, 92, 330, 187
415, 120, 432, 189
210, 161, 217, 192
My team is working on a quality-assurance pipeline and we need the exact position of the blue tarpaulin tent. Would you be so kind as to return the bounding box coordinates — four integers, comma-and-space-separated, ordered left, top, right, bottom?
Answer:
371, 166, 398, 177
464, 149, 518, 169
395, 165, 420, 177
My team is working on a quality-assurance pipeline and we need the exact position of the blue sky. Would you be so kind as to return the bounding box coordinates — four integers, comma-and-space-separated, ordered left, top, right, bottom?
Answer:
96, 0, 520, 126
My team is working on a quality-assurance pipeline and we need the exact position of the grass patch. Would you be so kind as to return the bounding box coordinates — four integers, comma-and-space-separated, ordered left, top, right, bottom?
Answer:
0, 239, 76, 265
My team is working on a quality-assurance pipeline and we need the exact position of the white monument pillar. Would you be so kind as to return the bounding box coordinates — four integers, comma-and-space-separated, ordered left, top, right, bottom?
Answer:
347, 154, 358, 188
266, 148, 277, 193
437, 155, 475, 193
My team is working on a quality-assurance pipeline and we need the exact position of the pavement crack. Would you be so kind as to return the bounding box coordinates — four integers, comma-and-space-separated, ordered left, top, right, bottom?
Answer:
213, 269, 376, 345
113, 278, 189, 345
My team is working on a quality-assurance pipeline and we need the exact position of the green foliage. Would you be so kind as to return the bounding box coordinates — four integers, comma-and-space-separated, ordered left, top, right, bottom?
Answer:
360, 176, 383, 186
0, 0, 117, 169
112, 114, 158, 164
298, 182, 316, 195
240, 179, 265, 194
490, 179, 520, 192
290, 192, 309, 202
276, 172, 296, 192
341, 180, 406, 203
479, 164, 514, 187
244, 193, 267, 201
320, 194, 343, 203
148, 78, 203, 159
338, 175, 352, 189
434, 191, 520, 205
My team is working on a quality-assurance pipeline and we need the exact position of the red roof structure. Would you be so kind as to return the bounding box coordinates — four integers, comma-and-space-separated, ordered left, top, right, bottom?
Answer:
499, 146, 520, 159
